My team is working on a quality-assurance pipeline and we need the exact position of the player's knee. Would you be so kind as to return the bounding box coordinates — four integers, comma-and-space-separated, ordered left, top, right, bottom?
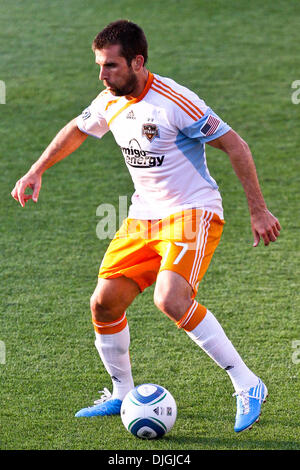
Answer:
154, 291, 179, 319
154, 289, 193, 322
90, 292, 98, 315
90, 291, 116, 323
90, 292, 101, 318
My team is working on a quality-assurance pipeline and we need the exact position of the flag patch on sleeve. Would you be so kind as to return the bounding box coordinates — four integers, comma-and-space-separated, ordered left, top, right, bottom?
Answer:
200, 115, 221, 136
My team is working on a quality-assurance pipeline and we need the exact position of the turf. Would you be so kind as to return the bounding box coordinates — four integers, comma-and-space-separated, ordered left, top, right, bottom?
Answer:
0, 0, 299, 451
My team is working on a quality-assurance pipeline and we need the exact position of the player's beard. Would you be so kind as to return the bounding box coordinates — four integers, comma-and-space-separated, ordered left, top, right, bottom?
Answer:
106, 69, 138, 97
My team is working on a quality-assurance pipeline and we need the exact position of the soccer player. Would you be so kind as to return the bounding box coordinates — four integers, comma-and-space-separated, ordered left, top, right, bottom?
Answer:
11, 20, 281, 433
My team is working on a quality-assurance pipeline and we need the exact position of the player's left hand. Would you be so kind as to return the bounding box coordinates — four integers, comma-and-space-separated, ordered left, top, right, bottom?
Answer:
251, 209, 281, 247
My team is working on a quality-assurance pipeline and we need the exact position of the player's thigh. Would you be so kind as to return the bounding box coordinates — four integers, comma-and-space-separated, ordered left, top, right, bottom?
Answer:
90, 276, 140, 322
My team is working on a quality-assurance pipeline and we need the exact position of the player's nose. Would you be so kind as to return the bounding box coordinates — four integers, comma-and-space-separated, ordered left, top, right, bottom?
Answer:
99, 67, 108, 81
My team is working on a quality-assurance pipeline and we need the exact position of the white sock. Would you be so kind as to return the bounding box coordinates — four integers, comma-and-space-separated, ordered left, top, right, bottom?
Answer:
186, 309, 259, 392
94, 324, 134, 400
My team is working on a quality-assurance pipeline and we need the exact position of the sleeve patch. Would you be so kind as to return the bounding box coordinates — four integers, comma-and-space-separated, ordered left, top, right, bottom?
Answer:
200, 115, 221, 136
81, 107, 91, 120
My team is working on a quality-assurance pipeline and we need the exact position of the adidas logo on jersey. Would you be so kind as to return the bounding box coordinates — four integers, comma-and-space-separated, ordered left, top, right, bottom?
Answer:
126, 110, 136, 119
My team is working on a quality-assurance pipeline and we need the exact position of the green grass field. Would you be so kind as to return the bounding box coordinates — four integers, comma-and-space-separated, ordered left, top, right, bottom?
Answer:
1, 0, 299, 452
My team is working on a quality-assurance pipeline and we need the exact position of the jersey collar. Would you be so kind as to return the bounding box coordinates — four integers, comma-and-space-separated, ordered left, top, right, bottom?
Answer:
108, 72, 154, 127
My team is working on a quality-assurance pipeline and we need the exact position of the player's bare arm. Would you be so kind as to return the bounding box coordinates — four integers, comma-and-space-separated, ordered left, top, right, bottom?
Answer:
11, 118, 87, 207
208, 129, 281, 247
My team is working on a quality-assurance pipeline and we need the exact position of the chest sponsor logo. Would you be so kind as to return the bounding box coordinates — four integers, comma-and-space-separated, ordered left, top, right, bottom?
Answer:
121, 139, 164, 168
142, 123, 159, 142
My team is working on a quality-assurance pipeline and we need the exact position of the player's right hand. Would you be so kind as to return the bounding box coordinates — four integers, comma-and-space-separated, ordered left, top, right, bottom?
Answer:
11, 171, 42, 207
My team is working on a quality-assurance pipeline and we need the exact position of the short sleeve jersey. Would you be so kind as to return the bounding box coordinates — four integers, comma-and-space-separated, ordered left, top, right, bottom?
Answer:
77, 72, 231, 220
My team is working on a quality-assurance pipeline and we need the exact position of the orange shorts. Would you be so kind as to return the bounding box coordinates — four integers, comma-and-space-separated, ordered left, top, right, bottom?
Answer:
98, 209, 224, 297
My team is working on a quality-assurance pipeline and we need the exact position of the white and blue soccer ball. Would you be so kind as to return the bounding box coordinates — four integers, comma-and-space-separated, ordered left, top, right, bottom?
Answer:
121, 383, 177, 439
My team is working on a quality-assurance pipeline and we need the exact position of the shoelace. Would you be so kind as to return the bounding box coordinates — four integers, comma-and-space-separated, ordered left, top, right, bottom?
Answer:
94, 387, 112, 405
233, 390, 250, 415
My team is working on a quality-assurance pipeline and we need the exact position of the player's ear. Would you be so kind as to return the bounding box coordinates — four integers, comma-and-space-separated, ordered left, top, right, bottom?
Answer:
132, 55, 144, 72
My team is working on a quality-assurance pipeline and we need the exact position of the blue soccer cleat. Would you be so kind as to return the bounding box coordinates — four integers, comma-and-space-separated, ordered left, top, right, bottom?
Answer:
233, 379, 268, 432
75, 388, 122, 418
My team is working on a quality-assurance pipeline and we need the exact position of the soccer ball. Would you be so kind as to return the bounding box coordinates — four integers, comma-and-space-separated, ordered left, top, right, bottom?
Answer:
120, 383, 177, 439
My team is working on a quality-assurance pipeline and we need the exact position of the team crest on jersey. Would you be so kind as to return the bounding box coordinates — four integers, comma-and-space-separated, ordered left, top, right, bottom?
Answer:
142, 123, 160, 142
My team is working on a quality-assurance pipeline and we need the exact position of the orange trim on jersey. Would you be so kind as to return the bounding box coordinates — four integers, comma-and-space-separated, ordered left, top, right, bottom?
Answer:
153, 77, 204, 120
105, 99, 121, 111
99, 89, 110, 97
92, 312, 127, 335
107, 72, 154, 127
150, 85, 198, 121
176, 300, 207, 331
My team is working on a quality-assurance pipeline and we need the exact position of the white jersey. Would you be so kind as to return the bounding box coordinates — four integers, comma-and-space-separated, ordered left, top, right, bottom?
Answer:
77, 72, 231, 220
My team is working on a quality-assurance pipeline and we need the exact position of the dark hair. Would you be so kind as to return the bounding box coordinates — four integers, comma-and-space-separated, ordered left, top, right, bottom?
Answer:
92, 20, 148, 66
